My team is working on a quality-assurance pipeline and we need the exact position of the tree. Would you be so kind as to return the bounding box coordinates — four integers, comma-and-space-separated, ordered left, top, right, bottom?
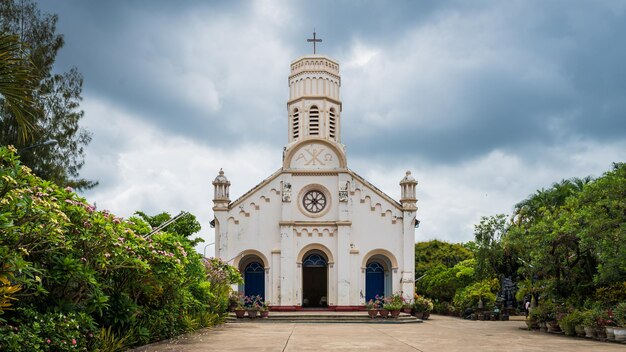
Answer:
0, 33, 39, 141
473, 214, 518, 280
0, 0, 95, 189
134, 211, 202, 242
414, 240, 473, 278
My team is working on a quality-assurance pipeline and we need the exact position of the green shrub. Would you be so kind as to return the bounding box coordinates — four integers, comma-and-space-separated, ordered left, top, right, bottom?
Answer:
613, 302, 626, 327
558, 309, 584, 335
0, 307, 97, 351
452, 278, 499, 311
0, 146, 240, 350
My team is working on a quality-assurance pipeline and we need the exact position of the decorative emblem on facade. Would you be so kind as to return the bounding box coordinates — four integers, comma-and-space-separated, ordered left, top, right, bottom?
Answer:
339, 181, 349, 202
282, 182, 292, 202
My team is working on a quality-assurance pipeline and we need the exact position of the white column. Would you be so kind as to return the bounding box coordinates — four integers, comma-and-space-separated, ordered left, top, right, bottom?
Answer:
280, 224, 294, 306
271, 249, 281, 305
401, 210, 416, 302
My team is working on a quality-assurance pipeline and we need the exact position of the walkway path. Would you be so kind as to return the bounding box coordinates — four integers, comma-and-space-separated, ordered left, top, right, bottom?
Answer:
133, 315, 625, 351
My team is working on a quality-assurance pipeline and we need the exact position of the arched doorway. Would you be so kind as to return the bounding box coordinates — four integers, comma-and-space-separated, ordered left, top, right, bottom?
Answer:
365, 255, 392, 301
302, 251, 328, 307
365, 262, 385, 301
238, 254, 265, 300
243, 262, 264, 298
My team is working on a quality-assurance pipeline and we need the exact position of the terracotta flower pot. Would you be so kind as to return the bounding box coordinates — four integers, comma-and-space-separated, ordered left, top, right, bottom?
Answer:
234, 309, 246, 318
422, 312, 430, 320
402, 307, 412, 314
390, 310, 401, 319
247, 309, 258, 319
379, 309, 390, 318
261, 310, 269, 318
414, 312, 424, 319
367, 309, 377, 319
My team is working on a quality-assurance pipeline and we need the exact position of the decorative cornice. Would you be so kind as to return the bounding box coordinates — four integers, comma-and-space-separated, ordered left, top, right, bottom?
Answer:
287, 95, 342, 107
279, 220, 352, 227
289, 170, 343, 176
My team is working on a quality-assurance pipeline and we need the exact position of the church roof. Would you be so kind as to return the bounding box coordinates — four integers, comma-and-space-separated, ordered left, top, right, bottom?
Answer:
228, 168, 402, 211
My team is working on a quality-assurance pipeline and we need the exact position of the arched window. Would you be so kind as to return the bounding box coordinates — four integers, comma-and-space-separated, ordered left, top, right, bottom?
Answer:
303, 253, 327, 267
329, 108, 336, 139
292, 108, 300, 139
309, 106, 319, 135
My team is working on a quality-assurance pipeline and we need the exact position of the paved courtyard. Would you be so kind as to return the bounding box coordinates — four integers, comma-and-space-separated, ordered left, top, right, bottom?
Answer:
134, 315, 625, 352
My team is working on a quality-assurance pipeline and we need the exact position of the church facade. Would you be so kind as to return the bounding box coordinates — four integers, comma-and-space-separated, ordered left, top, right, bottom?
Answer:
212, 54, 418, 309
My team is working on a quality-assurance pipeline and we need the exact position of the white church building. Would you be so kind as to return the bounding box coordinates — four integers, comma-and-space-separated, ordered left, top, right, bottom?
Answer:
212, 52, 418, 310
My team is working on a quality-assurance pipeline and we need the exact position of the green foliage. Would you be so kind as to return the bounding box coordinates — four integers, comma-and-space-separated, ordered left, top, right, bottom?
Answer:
0, 146, 238, 350
613, 302, 626, 327
508, 163, 626, 304
472, 214, 520, 280
0, 33, 39, 142
0, 0, 94, 189
558, 309, 584, 334
415, 259, 476, 302
382, 293, 404, 311
0, 307, 97, 351
412, 295, 434, 313
414, 240, 473, 278
452, 278, 499, 311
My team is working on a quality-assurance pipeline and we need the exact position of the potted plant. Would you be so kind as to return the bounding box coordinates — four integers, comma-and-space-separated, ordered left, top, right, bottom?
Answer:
377, 295, 390, 318
413, 295, 434, 320
232, 292, 246, 318
527, 307, 541, 330
384, 294, 404, 319
365, 299, 378, 318
542, 301, 561, 333
244, 295, 260, 318
402, 302, 412, 314
558, 309, 584, 337
582, 309, 600, 339
613, 302, 626, 342
258, 300, 270, 318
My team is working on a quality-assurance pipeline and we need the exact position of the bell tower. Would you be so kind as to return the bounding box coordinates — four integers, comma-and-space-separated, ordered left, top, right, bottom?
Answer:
286, 55, 342, 148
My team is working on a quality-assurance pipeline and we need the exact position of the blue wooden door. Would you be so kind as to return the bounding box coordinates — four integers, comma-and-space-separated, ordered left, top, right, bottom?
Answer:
365, 262, 385, 302
244, 262, 264, 299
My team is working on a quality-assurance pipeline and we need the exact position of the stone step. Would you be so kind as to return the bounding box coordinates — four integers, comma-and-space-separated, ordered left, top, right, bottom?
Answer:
227, 312, 422, 324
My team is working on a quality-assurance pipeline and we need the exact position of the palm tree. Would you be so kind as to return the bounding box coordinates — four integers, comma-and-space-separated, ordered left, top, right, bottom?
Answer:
0, 32, 39, 143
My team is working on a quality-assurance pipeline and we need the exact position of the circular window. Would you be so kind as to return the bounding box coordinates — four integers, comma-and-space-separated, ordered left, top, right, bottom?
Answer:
302, 190, 327, 213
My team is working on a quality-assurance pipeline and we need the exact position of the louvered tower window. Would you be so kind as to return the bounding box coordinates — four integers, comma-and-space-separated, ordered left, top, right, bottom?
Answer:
292, 108, 300, 139
329, 108, 336, 139
309, 106, 319, 135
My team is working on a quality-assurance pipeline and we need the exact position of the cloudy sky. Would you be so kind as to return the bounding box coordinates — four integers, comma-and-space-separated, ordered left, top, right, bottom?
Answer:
37, 0, 626, 254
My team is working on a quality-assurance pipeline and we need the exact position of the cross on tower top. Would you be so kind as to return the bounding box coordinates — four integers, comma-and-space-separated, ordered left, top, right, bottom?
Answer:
307, 30, 322, 54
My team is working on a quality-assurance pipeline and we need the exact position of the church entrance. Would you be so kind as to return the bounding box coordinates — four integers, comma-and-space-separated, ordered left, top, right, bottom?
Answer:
365, 255, 392, 302
365, 262, 385, 301
302, 252, 328, 308
239, 255, 265, 300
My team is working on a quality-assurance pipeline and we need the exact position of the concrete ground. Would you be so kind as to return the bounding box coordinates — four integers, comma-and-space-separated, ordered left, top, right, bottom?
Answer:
133, 315, 625, 352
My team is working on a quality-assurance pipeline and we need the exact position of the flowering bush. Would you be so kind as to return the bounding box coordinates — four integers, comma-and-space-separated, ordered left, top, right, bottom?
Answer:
413, 295, 434, 313
382, 293, 405, 311
0, 146, 240, 350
